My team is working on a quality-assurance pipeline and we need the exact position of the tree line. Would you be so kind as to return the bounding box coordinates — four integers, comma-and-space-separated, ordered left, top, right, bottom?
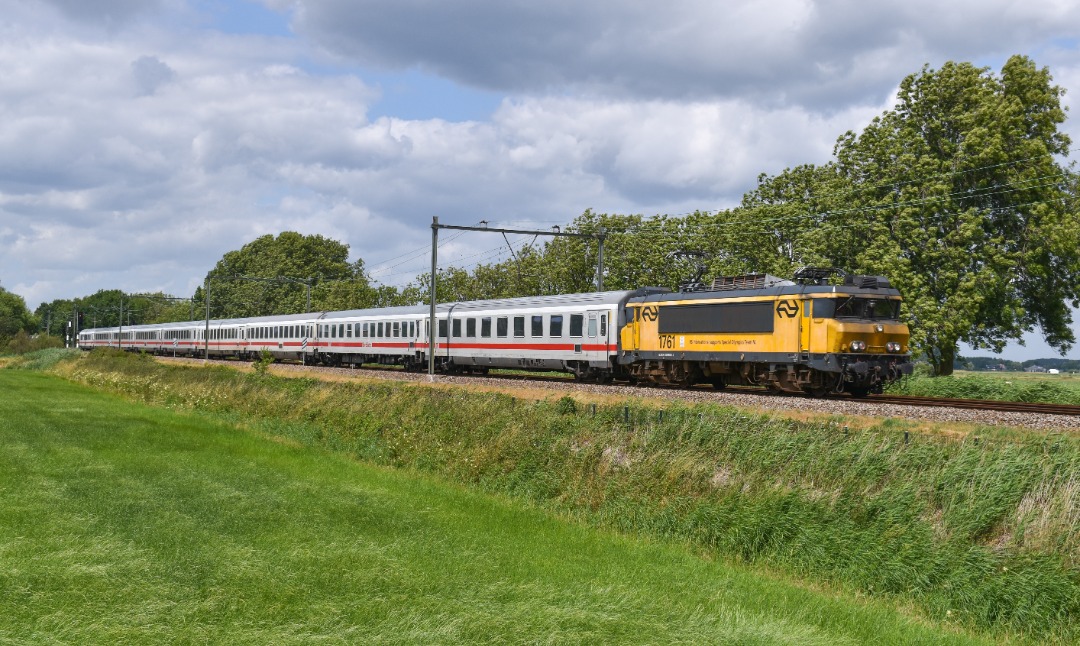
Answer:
17, 56, 1080, 375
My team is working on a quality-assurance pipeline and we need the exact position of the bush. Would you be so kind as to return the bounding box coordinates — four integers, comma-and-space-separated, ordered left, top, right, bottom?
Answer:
5, 330, 64, 355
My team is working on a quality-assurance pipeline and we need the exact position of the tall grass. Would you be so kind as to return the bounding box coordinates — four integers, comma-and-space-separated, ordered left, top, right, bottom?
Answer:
50, 351, 1080, 641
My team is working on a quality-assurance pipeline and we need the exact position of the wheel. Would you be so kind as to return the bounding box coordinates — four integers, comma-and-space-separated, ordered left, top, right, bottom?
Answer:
710, 377, 727, 390
848, 386, 870, 398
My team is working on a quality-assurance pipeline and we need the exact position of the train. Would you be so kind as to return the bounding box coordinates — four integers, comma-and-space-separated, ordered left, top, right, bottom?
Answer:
78, 269, 913, 396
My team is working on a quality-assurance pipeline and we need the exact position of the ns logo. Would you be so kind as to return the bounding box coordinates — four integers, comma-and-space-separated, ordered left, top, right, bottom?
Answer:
641, 305, 659, 321
775, 300, 799, 318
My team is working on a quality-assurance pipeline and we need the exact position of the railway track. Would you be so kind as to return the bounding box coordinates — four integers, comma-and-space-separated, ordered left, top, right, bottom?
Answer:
456, 370, 1080, 418
865, 394, 1080, 416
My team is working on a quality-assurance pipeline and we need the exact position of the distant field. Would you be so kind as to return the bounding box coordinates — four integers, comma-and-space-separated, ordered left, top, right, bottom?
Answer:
955, 369, 1080, 382
0, 369, 985, 644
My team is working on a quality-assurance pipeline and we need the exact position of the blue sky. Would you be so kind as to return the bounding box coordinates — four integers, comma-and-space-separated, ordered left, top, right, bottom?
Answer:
2, 0, 1080, 361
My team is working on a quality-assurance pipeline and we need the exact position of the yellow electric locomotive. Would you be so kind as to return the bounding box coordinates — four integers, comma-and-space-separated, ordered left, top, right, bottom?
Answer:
618, 269, 913, 396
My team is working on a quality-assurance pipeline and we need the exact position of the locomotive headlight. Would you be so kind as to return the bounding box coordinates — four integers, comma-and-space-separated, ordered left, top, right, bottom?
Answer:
886, 341, 902, 353
849, 340, 866, 352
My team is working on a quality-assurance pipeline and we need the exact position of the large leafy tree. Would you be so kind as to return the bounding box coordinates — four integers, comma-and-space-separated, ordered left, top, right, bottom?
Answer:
832, 56, 1079, 375
197, 232, 375, 317
0, 286, 36, 342
741, 56, 1079, 375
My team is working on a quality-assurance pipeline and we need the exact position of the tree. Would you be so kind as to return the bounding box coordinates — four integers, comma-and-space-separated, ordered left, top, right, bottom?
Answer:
0, 286, 37, 344
198, 232, 375, 317
838, 56, 1078, 375
746, 56, 1080, 375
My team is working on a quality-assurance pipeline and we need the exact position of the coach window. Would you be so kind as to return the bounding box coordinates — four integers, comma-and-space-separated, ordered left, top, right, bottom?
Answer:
600, 314, 608, 337
531, 315, 544, 337
466, 318, 476, 337
438, 320, 448, 338
550, 315, 563, 337
480, 317, 491, 338
570, 314, 583, 337
496, 317, 508, 337
452, 319, 462, 337
513, 316, 525, 337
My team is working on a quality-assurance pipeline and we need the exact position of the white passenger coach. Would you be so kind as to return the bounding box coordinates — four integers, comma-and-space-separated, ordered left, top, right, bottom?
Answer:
77, 289, 664, 379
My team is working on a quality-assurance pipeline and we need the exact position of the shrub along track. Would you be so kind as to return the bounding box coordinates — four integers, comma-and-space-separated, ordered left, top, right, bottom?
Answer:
161, 357, 1080, 432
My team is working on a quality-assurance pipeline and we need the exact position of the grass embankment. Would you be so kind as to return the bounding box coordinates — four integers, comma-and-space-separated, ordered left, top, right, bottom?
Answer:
32, 350, 1080, 641
887, 372, 1080, 405
0, 368, 978, 643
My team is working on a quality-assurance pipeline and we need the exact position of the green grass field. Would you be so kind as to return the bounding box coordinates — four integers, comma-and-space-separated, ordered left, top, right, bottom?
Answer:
0, 369, 991, 644
886, 369, 1080, 404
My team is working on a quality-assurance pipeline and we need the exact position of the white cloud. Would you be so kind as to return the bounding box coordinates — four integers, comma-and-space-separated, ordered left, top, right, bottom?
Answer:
288, 0, 1080, 106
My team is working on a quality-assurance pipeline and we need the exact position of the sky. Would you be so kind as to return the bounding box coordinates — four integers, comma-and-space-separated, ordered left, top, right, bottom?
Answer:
2, 0, 1080, 361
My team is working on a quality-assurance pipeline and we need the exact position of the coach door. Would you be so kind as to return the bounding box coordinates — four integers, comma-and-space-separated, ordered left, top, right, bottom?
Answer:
586, 310, 610, 352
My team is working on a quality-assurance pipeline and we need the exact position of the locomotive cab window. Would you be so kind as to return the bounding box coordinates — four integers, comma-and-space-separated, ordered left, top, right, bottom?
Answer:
817, 298, 901, 320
